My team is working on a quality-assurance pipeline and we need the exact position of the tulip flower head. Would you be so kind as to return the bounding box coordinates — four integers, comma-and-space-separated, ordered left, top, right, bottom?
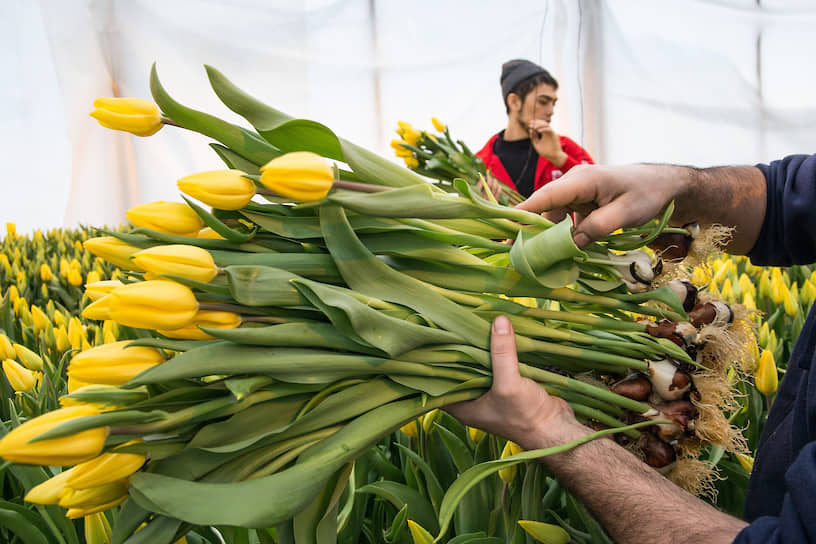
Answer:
126, 201, 204, 238
259, 152, 334, 202
25, 467, 77, 505
157, 309, 241, 340
3, 359, 39, 392
83, 237, 144, 271
68, 340, 165, 386
107, 280, 199, 330
177, 169, 256, 210
68, 447, 146, 489
131, 244, 219, 283
755, 349, 779, 395
0, 405, 107, 465
90, 97, 163, 137
84, 279, 124, 302
84, 511, 113, 544
431, 117, 447, 133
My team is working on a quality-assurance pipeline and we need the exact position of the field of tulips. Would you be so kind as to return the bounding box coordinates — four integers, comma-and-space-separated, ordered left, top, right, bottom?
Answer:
0, 65, 808, 544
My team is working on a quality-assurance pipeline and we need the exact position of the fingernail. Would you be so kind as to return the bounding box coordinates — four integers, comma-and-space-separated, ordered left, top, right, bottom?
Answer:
493, 315, 510, 335
573, 232, 590, 248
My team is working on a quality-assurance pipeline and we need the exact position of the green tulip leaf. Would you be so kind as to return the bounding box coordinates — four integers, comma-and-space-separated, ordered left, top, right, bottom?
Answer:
209, 142, 261, 174
182, 196, 256, 242
357, 481, 440, 535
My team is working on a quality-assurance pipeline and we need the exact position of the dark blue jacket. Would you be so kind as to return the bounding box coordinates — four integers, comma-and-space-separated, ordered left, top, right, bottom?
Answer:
736, 154, 816, 542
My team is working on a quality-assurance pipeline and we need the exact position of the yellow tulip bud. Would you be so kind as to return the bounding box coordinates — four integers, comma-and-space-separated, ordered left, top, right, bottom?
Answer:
40, 263, 53, 282
68, 317, 85, 350
65, 494, 128, 518
0, 405, 107, 465
85, 270, 102, 286
59, 257, 70, 277
81, 295, 113, 322
6, 284, 19, 303
399, 420, 419, 438
84, 511, 113, 544
0, 334, 15, 360
783, 283, 799, 318
53, 309, 66, 327
83, 237, 143, 271
90, 97, 163, 137
13, 343, 44, 371
393, 147, 414, 158
407, 520, 434, 544
100, 280, 198, 330
157, 309, 241, 340
131, 245, 218, 283
68, 448, 146, 489
259, 152, 334, 202
84, 280, 124, 302
720, 278, 734, 301
59, 479, 129, 509
401, 127, 422, 146
102, 320, 119, 344
68, 268, 84, 287
197, 227, 225, 240
468, 426, 486, 443
126, 201, 204, 238
742, 291, 757, 311
25, 467, 77, 504
738, 273, 756, 299
31, 305, 50, 333
55, 326, 71, 352
422, 409, 441, 434
431, 117, 446, 133
499, 441, 524, 483
5, 223, 16, 236
177, 169, 256, 210
3, 359, 39, 392
68, 341, 165, 386
518, 520, 570, 544
736, 453, 754, 474
404, 157, 419, 169
755, 349, 778, 395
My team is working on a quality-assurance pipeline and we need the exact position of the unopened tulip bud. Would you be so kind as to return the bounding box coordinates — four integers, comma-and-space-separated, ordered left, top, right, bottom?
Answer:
126, 201, 203, 237
468, 426, 486, 443
422, 409, 440, 434
68, 268, 84, 287
82, 295, 113, 322
30, 306, 49, 333
107, 280, 198, 330
157, 309, 241, 340
84, 280, 124, 302
431, 117, 446, 133
399, 420, 418, 438
68, 341, 165, 386
404, 157, 419, 169
131, 245, 218, 283
90, 97, 163, 137
198, 227, 225, 240
83, 237, 143, 271
177, 169, 256, 210
259, 152, 334, 202
6, 284, 19, 303
13, 343, 44, 371
755, 349, 778, 395
84, 511, 113, 544
59, 479, 129, 509
736, 453, 754, 474
25, 467, 76, 505
40, 263, 53, 282
0, 405, 107, 465
55, 327, 71, 352
499, 441, 524, 483
3, 359, 39, 392
68, 447, 146, 489
518, 520, 570, 544
0, 334, 15, 360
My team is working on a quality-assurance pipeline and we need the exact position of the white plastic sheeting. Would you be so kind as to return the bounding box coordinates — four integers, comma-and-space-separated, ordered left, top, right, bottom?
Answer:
2, 0, 815, 235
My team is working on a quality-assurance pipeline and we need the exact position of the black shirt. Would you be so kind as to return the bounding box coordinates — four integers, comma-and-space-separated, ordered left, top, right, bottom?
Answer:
492, 130, 537, 198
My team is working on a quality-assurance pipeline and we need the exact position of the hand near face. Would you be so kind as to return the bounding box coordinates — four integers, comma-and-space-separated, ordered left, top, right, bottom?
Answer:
529, 119, 567, 167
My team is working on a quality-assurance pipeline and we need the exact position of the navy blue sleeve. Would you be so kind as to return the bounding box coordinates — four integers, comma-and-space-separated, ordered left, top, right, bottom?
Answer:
748, 154, 816, 266
733, 442, 816, 543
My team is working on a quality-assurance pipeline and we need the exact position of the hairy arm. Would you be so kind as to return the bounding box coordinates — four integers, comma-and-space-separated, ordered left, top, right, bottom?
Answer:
519, 163, 766, 254
447, 316, 747, 544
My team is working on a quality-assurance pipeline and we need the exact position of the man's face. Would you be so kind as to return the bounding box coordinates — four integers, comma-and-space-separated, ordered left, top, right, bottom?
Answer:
511, 82, 558, 128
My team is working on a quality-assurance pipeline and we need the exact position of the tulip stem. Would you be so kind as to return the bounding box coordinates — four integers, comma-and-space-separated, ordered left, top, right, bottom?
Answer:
161, 117, 182, 128
332, 180, 390, 193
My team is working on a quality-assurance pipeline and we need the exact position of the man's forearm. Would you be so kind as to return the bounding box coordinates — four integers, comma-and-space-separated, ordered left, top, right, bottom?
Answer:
526, 421, 747, 544
665, 164, 766, 255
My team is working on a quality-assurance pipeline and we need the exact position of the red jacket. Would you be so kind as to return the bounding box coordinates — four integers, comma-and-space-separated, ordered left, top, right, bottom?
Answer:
476, 133, 594, 194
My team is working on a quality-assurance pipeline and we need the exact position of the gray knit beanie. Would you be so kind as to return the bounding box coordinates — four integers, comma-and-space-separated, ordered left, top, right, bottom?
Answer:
500, 59, 547, 101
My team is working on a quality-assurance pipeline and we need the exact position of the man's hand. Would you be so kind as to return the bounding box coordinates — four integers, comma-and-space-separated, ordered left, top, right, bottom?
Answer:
517, 164, 685, 248
445, 316, 584, 451
529, 119, 568, 167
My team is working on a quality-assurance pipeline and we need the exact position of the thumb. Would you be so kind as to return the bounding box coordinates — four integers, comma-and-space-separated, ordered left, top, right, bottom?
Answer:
490, 316, 521, 392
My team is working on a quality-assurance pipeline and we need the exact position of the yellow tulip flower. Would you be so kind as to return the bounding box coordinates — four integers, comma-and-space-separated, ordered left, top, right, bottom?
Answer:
59, 479, 129, 509
68, 268, 84, 287
81, 295, 114, 322
468, 426, 486, 443
90, 97, 163, 137
7, 284, 19, 303
157, 309, 241, 340
106, 280, 199, 330
0, 405, 107, 465
68, 449, 146, 489
3, 359, 39, 392
177, 169, 256, 210
736, 453, 754, 474
131, 244, 219, 283
755, 349, 778, 395
25, 467, 76, 504
399, 420, 419, 438
431, 117, 446, 133
84, 280, 124, 302
259, 152, 334, 202
13, 343, 44, 371
404, 157, 419, 169
0, 333, 16, 360
55, 327, 71, 352
83, 237, 144, 271
518, 520, 570, 544
68, 341, 165, 386
499, 441, 524, 483
40, 263, 53, 282
126, 201, 204, 238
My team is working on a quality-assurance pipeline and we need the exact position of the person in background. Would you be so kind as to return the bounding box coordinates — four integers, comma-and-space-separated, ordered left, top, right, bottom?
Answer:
477, 59, 594, 200
448, 156, 816, 542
